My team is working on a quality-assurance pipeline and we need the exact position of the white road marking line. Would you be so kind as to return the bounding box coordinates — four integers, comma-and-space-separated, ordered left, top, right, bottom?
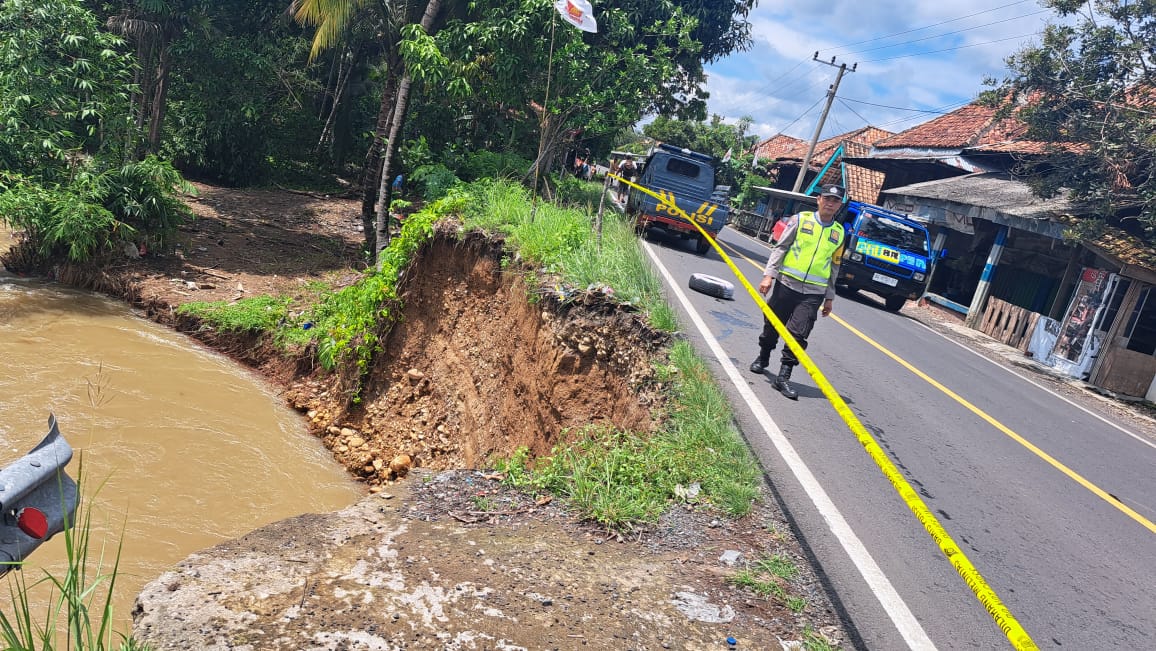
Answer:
643, 241, 936, 650
908, 319, 1156, 451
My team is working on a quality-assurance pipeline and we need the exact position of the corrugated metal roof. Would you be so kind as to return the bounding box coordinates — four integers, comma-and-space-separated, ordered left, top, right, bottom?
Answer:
885, 174, 1156, 277
884, 173, 1073, 221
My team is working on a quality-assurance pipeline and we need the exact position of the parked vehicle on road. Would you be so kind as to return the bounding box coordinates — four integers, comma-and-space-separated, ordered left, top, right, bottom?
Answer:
626, 144, 730, 254
838, 201, 938, 312
751, 187, 938, 312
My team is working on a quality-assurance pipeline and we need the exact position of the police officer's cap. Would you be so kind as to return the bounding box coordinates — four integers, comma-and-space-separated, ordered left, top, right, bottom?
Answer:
819, 184, 846, 200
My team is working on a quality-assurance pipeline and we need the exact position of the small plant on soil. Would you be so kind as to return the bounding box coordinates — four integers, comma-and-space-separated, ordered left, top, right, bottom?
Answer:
727, 553, 809, 613
802, 626, 840, 651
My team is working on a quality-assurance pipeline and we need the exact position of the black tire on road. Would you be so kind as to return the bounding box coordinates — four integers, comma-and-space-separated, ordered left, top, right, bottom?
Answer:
688, 273, 734, 300
884, 294, 907, 312
694, 235, 712, 255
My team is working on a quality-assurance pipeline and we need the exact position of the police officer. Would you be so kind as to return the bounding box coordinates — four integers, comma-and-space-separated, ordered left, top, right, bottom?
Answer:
749, 184, 847, 399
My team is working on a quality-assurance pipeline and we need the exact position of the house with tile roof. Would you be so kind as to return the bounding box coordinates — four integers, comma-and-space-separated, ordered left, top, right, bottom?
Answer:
848, 101, 1156, 398
750, 126, 892, 204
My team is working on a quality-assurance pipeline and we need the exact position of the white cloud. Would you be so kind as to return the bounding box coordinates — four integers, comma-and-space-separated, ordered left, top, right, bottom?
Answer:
704, 0, 1054, 142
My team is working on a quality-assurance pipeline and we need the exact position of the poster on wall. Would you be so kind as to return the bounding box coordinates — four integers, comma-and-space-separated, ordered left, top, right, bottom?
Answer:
1053, 267, 1110, 362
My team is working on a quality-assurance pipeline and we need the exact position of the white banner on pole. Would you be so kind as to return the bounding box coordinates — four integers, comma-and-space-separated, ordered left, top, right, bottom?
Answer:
554, 0, 598, 32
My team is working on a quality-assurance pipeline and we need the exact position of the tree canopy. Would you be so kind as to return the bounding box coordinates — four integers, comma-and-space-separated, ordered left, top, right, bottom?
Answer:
998, 0, 1156, 233
0, 0, 134, 181
0, 0, 763, 267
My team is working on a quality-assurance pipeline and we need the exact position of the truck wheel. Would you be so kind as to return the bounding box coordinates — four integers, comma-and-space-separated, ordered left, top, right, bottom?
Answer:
694, 235, 711, 255
688, 273, 734, 300
884, 295, 906, 312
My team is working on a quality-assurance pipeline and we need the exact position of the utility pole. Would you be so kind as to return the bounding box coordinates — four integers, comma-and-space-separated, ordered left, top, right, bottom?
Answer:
791, 53, 856, 193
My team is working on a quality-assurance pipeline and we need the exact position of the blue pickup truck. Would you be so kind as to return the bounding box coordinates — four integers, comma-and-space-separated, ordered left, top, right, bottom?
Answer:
838, 201, 937, 312
757, 187, 937, 312
626, 144, 730, 255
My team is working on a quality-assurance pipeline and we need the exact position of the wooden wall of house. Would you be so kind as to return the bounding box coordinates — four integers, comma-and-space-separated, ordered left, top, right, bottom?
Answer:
1096, 348, 1156, 397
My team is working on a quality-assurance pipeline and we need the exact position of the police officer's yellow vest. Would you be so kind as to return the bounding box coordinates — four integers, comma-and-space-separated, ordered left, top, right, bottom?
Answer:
781, 212, 845, 287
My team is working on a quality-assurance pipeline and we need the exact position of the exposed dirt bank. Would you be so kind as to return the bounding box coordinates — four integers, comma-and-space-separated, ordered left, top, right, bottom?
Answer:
24, 183, 852, 649
286, 233, 669, 486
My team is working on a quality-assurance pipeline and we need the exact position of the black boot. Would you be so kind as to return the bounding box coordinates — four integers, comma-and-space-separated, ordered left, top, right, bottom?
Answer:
749, 351, 771, 374
771, 364, 799, 400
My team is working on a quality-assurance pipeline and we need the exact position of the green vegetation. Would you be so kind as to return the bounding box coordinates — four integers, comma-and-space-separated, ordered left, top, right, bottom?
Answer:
803, 626, 840, 651
996, 0, 1156, 231
0, 157, 194, 264
0, 0, 193, 268
727, 553, 809, 613
469, 495, 497, 512
495, 338, 760, 529
177, 295, 292, 332
461, 179, 678, 331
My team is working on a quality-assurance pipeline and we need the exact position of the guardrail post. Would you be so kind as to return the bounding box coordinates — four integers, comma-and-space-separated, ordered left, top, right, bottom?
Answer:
0, 414, 79, 574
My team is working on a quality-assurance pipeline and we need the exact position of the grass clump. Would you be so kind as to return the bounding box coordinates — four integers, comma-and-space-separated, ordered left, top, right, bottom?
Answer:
460, 179, 677, 331
802, 626, 841, 651
495, 339, 760, 530
177, 296, 292, 333
727, 553, 808, 613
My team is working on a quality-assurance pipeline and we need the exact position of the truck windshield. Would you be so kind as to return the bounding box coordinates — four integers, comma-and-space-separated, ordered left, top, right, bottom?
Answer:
857, 213, 928, 254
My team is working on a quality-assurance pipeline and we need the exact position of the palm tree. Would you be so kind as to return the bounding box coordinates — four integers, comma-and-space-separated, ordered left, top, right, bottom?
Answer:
371, 0, 441, 266
107, 0, 210, 158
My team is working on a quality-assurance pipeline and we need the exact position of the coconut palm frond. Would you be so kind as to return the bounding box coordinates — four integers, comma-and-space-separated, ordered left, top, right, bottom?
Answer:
293, 0, 376, 61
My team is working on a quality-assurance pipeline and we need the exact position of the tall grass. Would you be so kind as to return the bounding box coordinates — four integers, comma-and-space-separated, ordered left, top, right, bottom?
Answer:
461, 179, 677, 331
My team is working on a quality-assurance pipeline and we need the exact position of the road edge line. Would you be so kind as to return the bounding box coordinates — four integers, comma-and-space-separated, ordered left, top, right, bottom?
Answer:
641, 241, 938, 651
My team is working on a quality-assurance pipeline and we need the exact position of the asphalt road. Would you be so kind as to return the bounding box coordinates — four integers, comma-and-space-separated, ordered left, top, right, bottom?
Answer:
638, 224, 1156, 650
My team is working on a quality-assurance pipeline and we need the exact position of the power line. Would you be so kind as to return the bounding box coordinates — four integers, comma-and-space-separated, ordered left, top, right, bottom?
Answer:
753, 58, 809, 96
842, 9, 1049, 56
836, 98, 872, 126
840, 97, 956, 114
724, 63, 836, 121
863, 32, 1040, 63
874, 100, 974, 130
761, 95, 826, 143
763, 63, 837, 105
827, 0, 1034, 51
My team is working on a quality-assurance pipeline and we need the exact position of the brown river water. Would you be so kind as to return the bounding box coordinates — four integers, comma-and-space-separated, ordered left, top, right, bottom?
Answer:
0, 230, 363, 632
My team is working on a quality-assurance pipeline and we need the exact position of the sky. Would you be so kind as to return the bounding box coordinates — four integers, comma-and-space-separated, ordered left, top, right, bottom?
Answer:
702, 0, 1063, 143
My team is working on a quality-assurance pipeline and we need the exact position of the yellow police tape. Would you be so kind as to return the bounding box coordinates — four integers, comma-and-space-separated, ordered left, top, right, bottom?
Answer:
610, 173, 1039, 650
